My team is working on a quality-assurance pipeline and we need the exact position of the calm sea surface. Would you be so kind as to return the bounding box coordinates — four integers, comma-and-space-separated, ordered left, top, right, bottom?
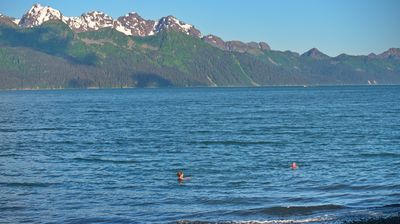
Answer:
0, 86, 399, 223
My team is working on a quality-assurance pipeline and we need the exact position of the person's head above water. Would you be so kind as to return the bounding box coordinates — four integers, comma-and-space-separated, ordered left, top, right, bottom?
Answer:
177, 171, 184, 181
291, 162, 298, 169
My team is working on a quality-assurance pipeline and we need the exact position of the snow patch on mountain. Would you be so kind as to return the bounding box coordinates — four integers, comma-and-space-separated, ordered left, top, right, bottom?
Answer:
62, 16, 80, 29
268, 57, 280, 66
154, 16, 200, 37
170, 16, 193, 33
114, 21, 132, 35
13, 18, 20, 25
77, 11, 114, 31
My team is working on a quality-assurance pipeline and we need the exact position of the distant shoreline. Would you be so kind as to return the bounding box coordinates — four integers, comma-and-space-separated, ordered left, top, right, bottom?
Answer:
1, 84, 398, 92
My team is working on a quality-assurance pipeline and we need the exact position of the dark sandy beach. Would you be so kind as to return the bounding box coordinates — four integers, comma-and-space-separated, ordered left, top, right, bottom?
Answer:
345, 215, 400, 224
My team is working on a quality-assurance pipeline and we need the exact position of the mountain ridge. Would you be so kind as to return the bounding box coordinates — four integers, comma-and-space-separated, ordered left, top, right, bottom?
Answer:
3, 3, 399, 57
0, 4, 399, 89
17, 4, 202, 37
4, 3, 273, 55
301, 48, 330, 60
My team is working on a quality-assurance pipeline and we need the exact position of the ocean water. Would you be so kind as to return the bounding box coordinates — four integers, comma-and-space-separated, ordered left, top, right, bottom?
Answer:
0, 86, 399, 223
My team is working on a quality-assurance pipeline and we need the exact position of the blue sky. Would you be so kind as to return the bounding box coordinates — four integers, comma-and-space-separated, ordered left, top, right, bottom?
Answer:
1, 0, 399, 56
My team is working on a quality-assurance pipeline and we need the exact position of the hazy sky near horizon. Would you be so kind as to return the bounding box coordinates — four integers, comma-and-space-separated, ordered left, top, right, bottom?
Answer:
1, 0, 399, 56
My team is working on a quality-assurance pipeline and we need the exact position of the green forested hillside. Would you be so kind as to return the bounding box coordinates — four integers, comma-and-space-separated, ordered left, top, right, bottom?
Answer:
0, 20, 399, 89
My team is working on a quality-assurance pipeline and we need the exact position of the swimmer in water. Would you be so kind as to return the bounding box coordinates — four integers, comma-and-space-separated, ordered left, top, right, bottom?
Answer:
177, 171, 185, 181
291, 162, 298, 170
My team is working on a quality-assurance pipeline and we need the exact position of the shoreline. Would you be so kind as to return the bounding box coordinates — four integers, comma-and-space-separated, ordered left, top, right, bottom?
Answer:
176, 215, 400, 224
345, 215, 400, 224
0, 84, 398, 92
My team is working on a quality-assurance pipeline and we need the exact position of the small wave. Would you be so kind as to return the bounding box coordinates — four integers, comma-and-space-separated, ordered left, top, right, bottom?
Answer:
189, 140, 279, 146
0, 153, 20, 157
66, 217, 133, 224
0, 205, 26, 211
47, 140, 75, 145
0, 129, 17, 133
0, 182, 59, 187
73, 157, 137, 164
0, 127, 65, 133
316, 183, 399, 191
316, 183, 350, 191
86, 110, 117, 113
230, 205, 346, 217
360, 151, 400, 158
383, 204, 400, 208
178, 217, 334, 224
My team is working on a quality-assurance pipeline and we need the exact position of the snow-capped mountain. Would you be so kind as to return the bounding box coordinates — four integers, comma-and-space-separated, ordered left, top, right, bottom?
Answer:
155, 16, 201, 37
19, 3, 62, 27
116, 12, 156, 36
16, 3, 201, 38
64, 11, 116, 32
9, 3, 271, 53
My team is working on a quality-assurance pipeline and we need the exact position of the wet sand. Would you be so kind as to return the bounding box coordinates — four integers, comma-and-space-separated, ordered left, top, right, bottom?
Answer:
345, 215, 400, 224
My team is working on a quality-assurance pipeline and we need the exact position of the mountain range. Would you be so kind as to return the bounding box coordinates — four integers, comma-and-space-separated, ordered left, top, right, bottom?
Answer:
0, 3, 399, 89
